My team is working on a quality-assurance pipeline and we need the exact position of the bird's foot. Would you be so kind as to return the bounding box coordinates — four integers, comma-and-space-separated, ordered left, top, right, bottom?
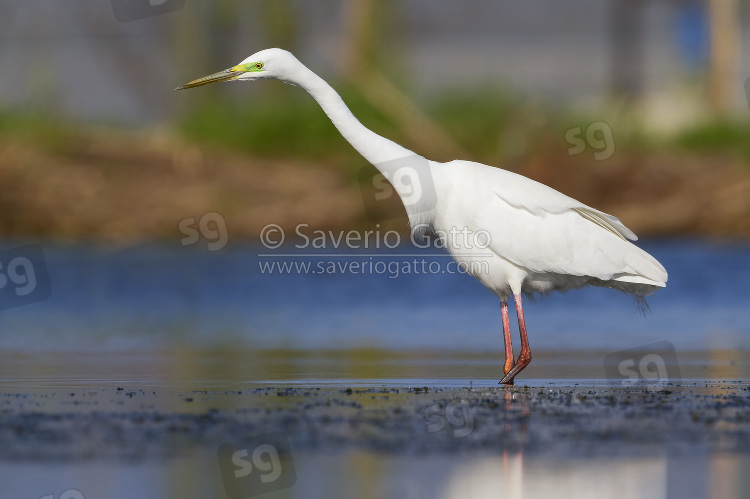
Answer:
500, 360, 516, 385
499, 353, 532, 385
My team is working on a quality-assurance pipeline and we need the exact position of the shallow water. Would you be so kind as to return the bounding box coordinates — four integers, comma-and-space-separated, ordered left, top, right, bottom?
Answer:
4, 451, 750, 499
0, 238, 749, 498
1, 379, 749, 499
0, 238, 748, 353
1, 347, 749, 390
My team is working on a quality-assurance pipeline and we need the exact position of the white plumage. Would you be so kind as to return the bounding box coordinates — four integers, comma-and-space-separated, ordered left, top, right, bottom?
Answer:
434, 161, 666, 294
177, 49, 668, 384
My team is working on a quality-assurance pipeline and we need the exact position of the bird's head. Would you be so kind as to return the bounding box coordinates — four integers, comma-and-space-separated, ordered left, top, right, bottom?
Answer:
175, 48, 300, 90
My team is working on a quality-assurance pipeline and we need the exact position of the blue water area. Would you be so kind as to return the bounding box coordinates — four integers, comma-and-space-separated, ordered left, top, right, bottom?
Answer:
0, 238, 747, 352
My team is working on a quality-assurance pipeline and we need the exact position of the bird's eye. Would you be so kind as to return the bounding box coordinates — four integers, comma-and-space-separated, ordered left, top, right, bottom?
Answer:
255, 62, 264, 70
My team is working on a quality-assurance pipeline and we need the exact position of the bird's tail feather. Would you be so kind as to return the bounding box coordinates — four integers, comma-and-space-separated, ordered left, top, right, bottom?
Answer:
620, 242, 668, 286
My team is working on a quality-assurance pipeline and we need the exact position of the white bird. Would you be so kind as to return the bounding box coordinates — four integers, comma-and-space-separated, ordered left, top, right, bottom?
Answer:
177, 49, 668, 385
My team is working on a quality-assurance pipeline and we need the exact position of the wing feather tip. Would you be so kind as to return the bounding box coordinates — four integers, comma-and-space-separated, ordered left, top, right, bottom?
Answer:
613, 275, 667, 287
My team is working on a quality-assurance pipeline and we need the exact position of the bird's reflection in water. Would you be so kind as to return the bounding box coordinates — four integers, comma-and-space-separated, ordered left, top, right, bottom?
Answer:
501, 388, 531, 436
439, 389, 749, 499
443, 452, 669, 499
500, 388, 528, 498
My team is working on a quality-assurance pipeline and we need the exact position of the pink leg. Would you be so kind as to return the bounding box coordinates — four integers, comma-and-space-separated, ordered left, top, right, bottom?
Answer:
500, 293, 532, 384
500, 299, 515, 384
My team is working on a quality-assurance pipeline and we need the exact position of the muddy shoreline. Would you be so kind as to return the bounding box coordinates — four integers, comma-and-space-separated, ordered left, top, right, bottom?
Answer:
2, 384, 749, 462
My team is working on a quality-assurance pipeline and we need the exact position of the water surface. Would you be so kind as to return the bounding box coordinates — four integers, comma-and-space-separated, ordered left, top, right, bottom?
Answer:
0, 238, 748, 499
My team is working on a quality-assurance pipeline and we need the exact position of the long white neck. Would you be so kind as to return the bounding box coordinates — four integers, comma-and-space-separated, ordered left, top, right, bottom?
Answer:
286, 64, 417, 165
280, 60, 436, 230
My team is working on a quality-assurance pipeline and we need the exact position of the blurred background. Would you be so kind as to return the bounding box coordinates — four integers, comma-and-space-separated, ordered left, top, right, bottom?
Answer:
0, 0, 749, 360
1, 2, 750, 499
2, 0, 750, 240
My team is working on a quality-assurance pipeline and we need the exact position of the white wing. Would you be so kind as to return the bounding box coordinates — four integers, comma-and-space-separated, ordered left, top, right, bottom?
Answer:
443, 161, 667, 286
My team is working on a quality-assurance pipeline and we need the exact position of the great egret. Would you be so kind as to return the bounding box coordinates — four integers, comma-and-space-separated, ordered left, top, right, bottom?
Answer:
177, 49, 668, 385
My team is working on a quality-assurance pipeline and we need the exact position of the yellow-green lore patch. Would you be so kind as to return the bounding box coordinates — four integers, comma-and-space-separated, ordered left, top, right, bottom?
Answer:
232, 61, 265, 73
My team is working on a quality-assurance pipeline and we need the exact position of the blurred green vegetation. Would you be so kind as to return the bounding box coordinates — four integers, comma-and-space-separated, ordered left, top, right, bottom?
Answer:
177, 85, 548, 166
176, 84, 750, 167
673, 119, 750, 160
178, 86, 401, 164
3, 87, 750, 168
0, 111, 75, 154
425, 87, 535, 161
